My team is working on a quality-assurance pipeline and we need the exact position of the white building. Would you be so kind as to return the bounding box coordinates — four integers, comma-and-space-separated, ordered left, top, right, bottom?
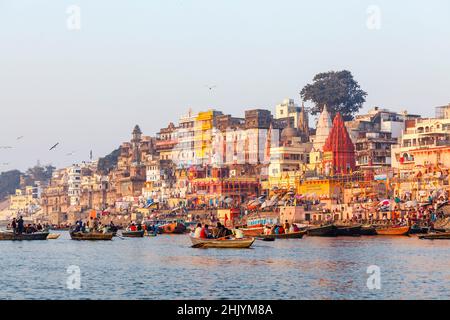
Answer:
67, 165, 81, 206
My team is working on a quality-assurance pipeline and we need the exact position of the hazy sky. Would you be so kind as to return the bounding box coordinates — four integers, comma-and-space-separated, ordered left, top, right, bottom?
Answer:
0, 0, 449, 172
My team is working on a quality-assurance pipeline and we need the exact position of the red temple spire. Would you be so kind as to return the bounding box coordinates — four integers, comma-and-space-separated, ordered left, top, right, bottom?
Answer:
322, 113, 356, 174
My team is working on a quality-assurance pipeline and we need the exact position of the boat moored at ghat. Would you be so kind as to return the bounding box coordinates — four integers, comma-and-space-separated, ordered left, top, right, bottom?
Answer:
375, 225, 410, 236
241, 226, 265, 237
419, 232, 450, 240
307, 224, 338, 237
256, 230, 306, 240
334, 224, 362, 236
158, 222, 187, 234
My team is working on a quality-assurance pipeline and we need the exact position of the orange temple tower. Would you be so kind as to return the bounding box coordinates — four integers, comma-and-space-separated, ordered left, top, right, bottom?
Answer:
322, 113, 356, 175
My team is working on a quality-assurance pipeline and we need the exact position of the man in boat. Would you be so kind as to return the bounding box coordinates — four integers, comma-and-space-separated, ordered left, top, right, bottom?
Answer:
17, 216, 24, 234
199, 224, 211, 239
74, 220, 82, 233
215, 222, 232, 239
194, 223, 202, 238
232, 226, 244, 239
283, 220, 290, 234
263, 225, 272, 235
11, 218, 17, 234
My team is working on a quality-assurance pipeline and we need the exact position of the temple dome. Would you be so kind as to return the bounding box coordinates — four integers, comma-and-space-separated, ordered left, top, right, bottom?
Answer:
281, 126, 300, 140
313, 105, 332, 151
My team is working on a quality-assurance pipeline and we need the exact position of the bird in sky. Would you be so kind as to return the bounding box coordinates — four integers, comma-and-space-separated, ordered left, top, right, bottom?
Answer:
17, 136, 24, 140
205, 85, 217, 91
66, 151, 76, 156
49, 143, 59, 151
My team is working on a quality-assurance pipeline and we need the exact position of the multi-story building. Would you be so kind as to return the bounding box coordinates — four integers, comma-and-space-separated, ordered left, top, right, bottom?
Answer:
113, 125, 154, 198
275, 99, 310, 138
392, 104, 450, 173
9, 187, 35, 212
347, 107, 420, 170
41, 169, 70, 224
67, 165, 81, 206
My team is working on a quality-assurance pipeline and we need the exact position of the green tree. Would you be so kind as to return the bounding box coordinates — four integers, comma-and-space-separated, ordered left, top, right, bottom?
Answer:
300, 70, 367, 120
0, 170, 21, 200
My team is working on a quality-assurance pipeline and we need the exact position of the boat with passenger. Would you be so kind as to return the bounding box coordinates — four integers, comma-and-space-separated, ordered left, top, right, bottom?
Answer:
70, 231, 114, 240
190, 236, 255, 249
121, 230, 145, 238
0, 231, 49, 241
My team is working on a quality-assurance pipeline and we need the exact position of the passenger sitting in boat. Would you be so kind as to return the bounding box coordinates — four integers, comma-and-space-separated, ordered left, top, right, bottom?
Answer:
129, 223, 137, 232
232, 226, 244, 239
74, 220, 82, 232
283, 220, 290, 233
271, 225, 277, 235
264, 225, 272, 235
216, 222, 232, 238
199, 224, 211, 239
278, 225, 285, 234
292, 224, 300, 232
25, 224, 37, 234
11, 218, 17, 234
194, 223, 202, 238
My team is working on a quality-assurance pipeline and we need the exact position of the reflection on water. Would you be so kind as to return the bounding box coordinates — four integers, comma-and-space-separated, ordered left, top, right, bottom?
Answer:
0, 233, 449, 300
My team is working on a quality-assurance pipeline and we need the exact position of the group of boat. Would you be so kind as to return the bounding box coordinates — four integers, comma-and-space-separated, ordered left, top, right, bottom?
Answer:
1, 220, 449, 247
240, 223, 413, 238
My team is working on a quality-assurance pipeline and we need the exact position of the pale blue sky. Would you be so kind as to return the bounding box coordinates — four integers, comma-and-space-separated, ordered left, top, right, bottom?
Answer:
0, 0, 449, 172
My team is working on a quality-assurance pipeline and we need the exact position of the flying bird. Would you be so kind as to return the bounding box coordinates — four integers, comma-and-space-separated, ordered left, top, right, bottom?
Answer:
17, 136, 24, 140
66, 151, 76, 156
49, 143, 59, 151
205, 85, 217, 91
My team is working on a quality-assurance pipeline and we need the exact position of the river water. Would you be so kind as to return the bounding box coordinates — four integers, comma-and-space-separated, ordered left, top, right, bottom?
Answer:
0, 232, 449, 300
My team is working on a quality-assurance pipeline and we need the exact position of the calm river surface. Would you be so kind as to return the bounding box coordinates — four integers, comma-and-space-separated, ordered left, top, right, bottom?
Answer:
0, 232, 449, 300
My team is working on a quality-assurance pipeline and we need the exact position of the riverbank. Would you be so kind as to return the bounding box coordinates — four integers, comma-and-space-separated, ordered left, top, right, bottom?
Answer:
1, 232, 449, 300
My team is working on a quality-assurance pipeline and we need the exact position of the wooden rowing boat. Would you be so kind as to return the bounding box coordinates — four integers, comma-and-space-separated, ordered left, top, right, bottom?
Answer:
47, 233, 60, 240
0, 231, 49, 241
70, 231, 114, 240
409, 225, 430, 234
360, 225, 377, 236
159, 222, 186, 234
419, 232, 450, 240
121, 230, 145, 238
335, 224, 362, 236
241, 226, 265, 237
307, 224, 338, 237
257, 231, 306, 240
375, 225, 410, 236
190, 236, 255, 249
